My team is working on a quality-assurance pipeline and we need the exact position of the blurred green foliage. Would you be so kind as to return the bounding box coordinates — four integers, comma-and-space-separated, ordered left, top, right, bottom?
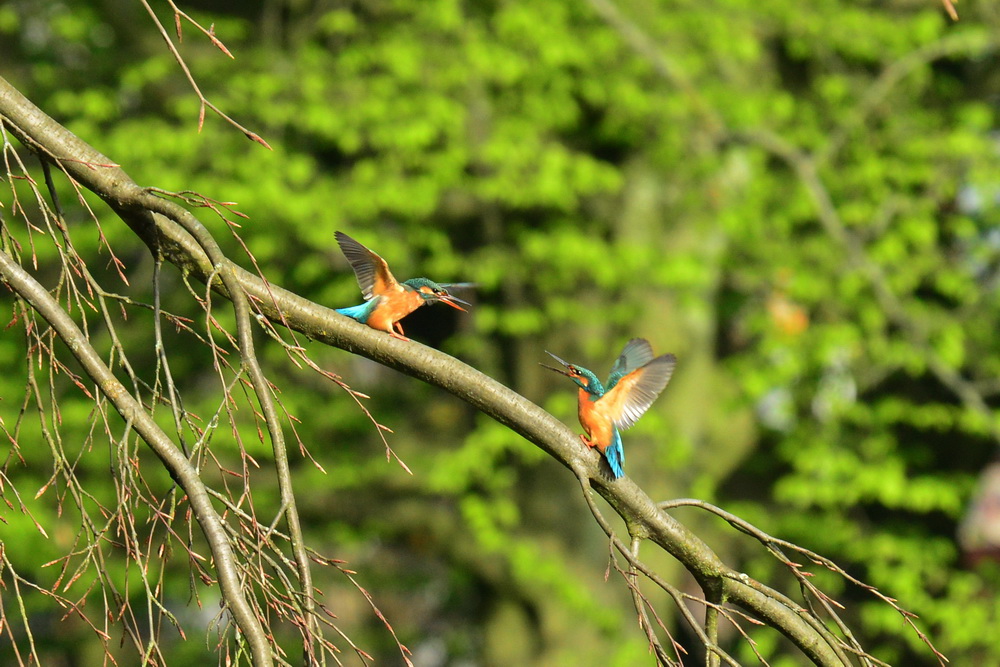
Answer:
2, 0, 1000, 664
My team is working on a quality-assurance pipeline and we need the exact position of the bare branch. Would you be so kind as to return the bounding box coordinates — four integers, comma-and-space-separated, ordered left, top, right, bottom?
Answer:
661, 498, 948, 666
138, 0, 271, 148
0, 247, 274, 665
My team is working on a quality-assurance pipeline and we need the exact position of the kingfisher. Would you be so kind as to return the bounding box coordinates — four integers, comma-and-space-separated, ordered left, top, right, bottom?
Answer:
334, 231, 471, 341
542, 338, 676, 479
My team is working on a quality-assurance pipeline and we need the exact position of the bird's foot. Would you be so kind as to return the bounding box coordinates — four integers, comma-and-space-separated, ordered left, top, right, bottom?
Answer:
579, 434, 596, 449
389, 331, 411, 341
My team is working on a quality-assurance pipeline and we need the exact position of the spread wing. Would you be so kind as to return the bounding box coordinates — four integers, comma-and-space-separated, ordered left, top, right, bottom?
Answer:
606, 338, 655, 390
601, 354, 676, 430
335, 231, 400, 300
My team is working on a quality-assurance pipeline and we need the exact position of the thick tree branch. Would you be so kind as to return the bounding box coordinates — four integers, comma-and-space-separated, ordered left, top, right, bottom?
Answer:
1, 75, 847, 665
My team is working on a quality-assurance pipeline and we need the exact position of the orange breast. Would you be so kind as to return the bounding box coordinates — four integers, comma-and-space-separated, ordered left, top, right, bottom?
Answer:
578, 389, 615, 453
366, 290, 424, 333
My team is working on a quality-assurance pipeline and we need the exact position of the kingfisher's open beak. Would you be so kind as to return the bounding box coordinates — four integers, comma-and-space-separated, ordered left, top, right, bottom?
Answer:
540, 351, 573, 376
437, 294, 469, 312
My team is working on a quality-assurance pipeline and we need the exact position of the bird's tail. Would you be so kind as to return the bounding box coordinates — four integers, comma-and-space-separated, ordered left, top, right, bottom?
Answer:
336, 300, 378, 323
604, 428, 625, 479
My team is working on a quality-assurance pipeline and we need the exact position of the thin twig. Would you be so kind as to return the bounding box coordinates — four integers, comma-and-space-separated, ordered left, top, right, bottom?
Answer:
0, 247, 274, 666
661, 498, 948, 666
138, 0, 271, 148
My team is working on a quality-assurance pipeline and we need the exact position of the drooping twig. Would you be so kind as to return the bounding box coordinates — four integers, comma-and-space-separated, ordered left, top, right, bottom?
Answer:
138, 0, 271, 148
577, 476, 742, 667
0, 247, 274, 666
137, 190, 322, 660
626, 536, 682, 666
661, 498, 948, 666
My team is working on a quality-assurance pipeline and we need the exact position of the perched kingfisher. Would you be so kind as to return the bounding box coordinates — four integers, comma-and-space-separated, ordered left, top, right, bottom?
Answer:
542, 338, 676, 479
334, 231, 471, 341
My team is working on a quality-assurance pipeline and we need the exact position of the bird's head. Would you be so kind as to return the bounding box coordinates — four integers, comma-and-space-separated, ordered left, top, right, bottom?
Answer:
403, 278, 470, 312
541, 351, 603, 395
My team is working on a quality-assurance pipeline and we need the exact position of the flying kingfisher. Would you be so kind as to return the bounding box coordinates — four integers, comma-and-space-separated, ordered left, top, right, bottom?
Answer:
334, 231, 471, 341
542, 338, 676, 479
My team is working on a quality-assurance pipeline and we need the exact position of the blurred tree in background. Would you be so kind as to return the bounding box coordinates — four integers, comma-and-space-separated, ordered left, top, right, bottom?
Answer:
2, 0, 1000, 664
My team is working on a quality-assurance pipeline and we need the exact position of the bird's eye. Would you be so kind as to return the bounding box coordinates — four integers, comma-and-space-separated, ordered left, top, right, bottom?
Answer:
433, 288, 444, 295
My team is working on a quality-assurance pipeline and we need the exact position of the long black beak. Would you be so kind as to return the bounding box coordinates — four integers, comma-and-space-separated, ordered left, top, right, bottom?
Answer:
540, 351, 573, 376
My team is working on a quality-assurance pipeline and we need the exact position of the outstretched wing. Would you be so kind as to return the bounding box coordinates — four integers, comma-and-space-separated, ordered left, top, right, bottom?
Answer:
606, 338, 655, 390
601, 353, 676, 430
335, 231, 400, 300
